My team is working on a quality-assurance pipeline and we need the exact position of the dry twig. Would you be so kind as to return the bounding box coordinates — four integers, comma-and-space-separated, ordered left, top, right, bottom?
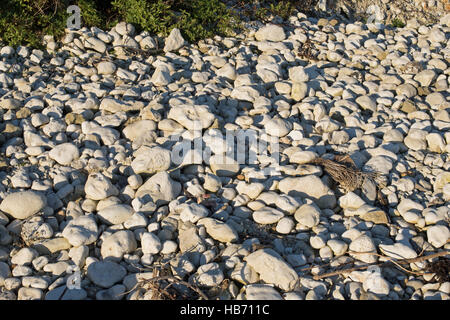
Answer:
140, 276, 209, 300
313, 251, 450, 280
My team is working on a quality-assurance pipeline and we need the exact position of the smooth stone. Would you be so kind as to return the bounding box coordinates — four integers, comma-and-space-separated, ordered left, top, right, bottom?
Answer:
17, 287, 43, 300
275, 195, 301, 214
209, 155, 240, 177
48, 143, 80, 165
356, 95, 377, 112
62, 215, 98, 246
428, 28, 445, 43
43, 261, 70, 276
294, 204, 321, 228
135, 172, 181, 205
203, 174, 222, 192
160, 240, 178, 254
427, 225, 449, 248
123, 212, 147, 229
69, 245, 89, 267
0, 191, 47, 220
131, 146, 171, 174
97, 204, 134, 225
426, 133, 446, 153
117, 68, 138, 82
21, 276, 49, 289
61, 288, 87, 300
236, 181, 264, 199
179, 203, 210, 223
178, 227, 205, 253
11, 248, 39, 265
288, 150, 317, 164
288, 66, 309, 82
275, 217, 295, 234
141, 232, 162, 255
101, 230, 137, 260
33, 238, 71, 255
349, 235, 377, 263
197, 217, 239, 243
253, 207, 284, 224
255, 24, 286, 42
363, 272, 390, 296
84, 173, 119, 201
291, 82, 308, 101
396, 83, 417, 98
230, 262, 259, 285
0, 98, 21, 110
265, 117, 292, 137
84, 37, 106, 53
87, 261, 127, 288
327, 239, 348, 256
168, 104, 215, 130
216, 63, 236, 80
434, 172, 450, 191
97, 61, 117, 75
244, 248, 298, 291
189, 262, 224, 287
246, 284, 282, 300
443, 184, 450, 202
278, 175, 336, 209
122, 120, 157, 142
339, 192, 366, 209
397, 198, 424, 216
379, 242, 418, 259
81, 121, 120, 145
115, 22, 135, 36
414, 70, 436, 87
360, 207, 389, 225
96, 284, 125, 300
363, 156, 393, 175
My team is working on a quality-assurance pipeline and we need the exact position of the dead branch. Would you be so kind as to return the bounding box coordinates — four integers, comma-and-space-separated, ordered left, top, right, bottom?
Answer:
140, 276, 209, 300
313, 251, 450, 280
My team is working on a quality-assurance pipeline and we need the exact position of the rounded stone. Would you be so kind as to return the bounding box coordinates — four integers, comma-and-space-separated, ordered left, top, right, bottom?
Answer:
0, 191, 47, 220
48, 143, 80, 165
62, 215, 99, 246
141, 232, 162, 255
87, 261, 127, 288
101, 230, 137, 260
97, 204, 134, 225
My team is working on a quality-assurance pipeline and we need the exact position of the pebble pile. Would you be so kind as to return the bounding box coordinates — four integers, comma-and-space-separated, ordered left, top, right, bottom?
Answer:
0, 12, 449, 300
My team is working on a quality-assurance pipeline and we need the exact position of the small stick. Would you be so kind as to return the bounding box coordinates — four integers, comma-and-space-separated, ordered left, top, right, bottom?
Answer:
141, 276, 209, 300
313, 251, 449, 280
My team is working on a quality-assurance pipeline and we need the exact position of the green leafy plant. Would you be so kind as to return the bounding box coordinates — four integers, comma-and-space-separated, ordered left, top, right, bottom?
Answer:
241, 0, 317, 22
0, 0, 316, 49
391, 17, 406, 28
111, 0, 240, 42
0, 0, 107, 48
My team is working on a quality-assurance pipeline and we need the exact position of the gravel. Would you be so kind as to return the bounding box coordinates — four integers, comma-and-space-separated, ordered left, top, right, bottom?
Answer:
0, 9, 449, 301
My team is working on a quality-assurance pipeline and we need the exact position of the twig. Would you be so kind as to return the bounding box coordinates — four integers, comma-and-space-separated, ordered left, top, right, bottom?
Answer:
349, 251, 425, 276
313, 251, 450, 280
140, 276, 209, 301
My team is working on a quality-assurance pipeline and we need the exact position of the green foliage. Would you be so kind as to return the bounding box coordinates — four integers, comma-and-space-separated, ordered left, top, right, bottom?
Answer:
269, 1, 296, 20
0, 0, 317, 48
111, 0, 240, 42
173, 0, 240, 41
111, 0, 174, 36
391, 18, 406, 28
78, 0, 105, 28
0, 0, 241, 48
242, 0, 317, 22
